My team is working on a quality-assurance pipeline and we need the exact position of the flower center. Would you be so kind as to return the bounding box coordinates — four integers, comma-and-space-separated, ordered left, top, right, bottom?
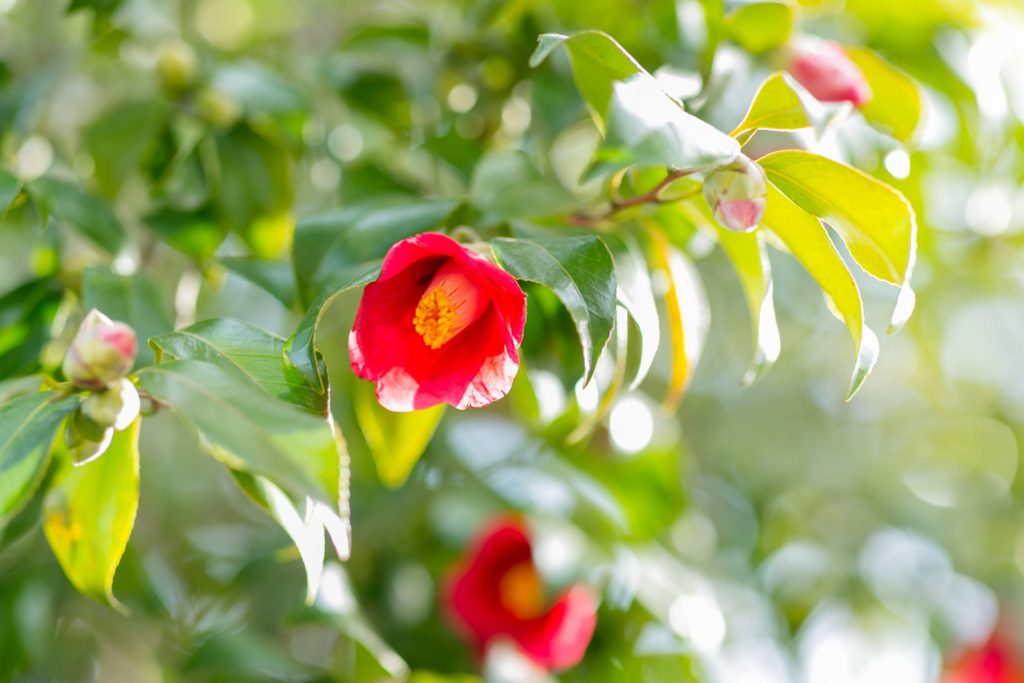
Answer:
499, 561, 545, 620
412, 263, 484, 349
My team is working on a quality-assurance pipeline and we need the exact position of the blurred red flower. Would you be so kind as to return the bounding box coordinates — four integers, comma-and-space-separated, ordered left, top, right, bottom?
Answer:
945, 630, 1024, 683
443, 517, 597, 671
787, 39, 872, 106
349, 232, 526, 411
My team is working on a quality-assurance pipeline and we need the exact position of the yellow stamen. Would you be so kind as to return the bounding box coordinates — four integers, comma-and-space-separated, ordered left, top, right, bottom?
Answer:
412, 264, 484, 349
499, 561, 545, 619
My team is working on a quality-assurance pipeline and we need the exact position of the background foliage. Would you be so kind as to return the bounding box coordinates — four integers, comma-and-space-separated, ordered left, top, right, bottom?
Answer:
2, 0, 1024, 681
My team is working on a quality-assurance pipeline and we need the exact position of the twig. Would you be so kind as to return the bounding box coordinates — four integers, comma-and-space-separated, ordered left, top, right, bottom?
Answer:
568, 168, 697, 226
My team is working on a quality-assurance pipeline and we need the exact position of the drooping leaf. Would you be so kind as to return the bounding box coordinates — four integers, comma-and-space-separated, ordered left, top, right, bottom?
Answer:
604, 234, 660, 390
292, 199, 456, 307
352, 380, 444, 488
760, 150, 916, 330
846, 47, 924, 143
82, 269, 174, 368
29, 176, 125, 254
137, 360, 340, 504
218, 257, 297, 309
762, 182, 878, 398
0, 169, 21, 216
0, 391, 81, 524
43, 417, 140, 609
730, 72, 811, 141
151, 317, 323, 415
492, 235, 617, 384
723, 1, 795, 54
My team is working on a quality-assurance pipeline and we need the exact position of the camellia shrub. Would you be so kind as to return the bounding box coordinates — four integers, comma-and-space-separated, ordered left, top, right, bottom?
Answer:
2, 0, 1019, 681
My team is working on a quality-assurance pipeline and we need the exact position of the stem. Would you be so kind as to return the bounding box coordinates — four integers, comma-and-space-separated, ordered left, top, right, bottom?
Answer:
568, 168, 697, 226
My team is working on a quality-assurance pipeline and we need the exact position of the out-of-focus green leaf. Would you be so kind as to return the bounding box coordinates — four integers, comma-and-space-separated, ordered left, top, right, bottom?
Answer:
605, 233, 660, 390
762, 183, 878, 398
82, 269, 173, 368
292, 199, 456, 307
218, 256, 297, 309
409, 673, 482, 683
730, 72, 811, 141
151, 317, 324, 414
0, 391, 80, 524
43, 417, 140, 609
67, 0, 123, 14
760, 150, 916, 330
492, 235, 616, 384
143, 206, 227, 260
0, 169, 21, 216
29, 177, 125, 254
470, 151, 577, 218
0, 278, 63, 380
210, 62, 307, 119
352, 380, 444, 488
846, 46, 924, 143
84, 101, 168, 197
723, 1, 794, 53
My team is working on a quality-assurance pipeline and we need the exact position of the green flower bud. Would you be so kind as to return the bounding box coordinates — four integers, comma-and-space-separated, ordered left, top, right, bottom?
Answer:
65, 410, 113, 466
702, 155, 767, 233
81, 379, 140, 431
157, 41, 199, 94
62, 310, 137, 390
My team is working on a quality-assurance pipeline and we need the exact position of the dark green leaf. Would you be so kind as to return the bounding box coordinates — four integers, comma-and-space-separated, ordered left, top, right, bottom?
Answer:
470, 151, 576, 219
29, 176, 125, 254
0, 278, 63, 380
218, 257, 297, 309
82, 269, 174, 368
84, 101, 169, 197
143, 206, 227, 260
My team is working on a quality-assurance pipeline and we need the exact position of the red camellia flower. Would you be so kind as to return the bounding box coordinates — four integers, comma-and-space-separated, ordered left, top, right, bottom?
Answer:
787, 38, 872, 106
443, 517, 597, 671
945, 630, 1024, 683
349, 232, 526, 411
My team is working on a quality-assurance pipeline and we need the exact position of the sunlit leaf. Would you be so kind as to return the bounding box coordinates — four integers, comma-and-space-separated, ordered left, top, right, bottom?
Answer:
82, 269, 174, 368
723, 1, 794, 54
492, 235, 617, 384
605, 234, 660, 389
353, 380, 444, 488
29, 176, 125, 254
0, 391, 81, 524
760, 150, 916, 330
846, 47, 924, 143
43, 418, 140, 610
762, 182, 878, 397
730, 72, 811, 141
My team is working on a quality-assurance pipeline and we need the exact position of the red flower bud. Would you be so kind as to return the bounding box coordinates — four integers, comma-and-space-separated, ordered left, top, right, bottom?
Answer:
349, 233, 526, 411
443, 517, 597, 671
62, 310, 137, 390
787, 38, 872, 106
703, 154, 767, 233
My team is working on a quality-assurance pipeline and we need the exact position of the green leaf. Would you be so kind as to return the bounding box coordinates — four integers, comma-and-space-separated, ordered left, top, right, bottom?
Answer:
151, 317, 324, 415
29, 176, 125, 254
84, 100, 169, 197
723, 1, 794, 54
0, 278, 63, 380
492, 235, 616, 384
218, 257, 297, 309
210, 62, 307, 119
587, 74, 740, 180
0, 169, 21, 217
43, 417, 140, 609
470, 151, 576, 219
759, 150, 916, 330
143, 206, 227, 260
0, 391, 81, 523
846, 47, 924, 143
82, 269, 174, 368
352, 380, 444, 488
730, 72, 811, 141
762, 182, 878, 398
137, 360, 340, 504
604, 234, 660, 390
292, 199, 456, 307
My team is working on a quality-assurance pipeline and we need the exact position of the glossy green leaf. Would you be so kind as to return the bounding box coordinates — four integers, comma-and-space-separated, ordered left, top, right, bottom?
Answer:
82, 269, 174, 368
43, 417, 140, 609
29, 176, 125, 254
760, 150, 916, 330
218, 257, 297, 309
605, 234, 660, 390
137, 360, 340, 504
151, 317, 324, 415
723, 1, 794, 54
0, 391, 81, 523
353, 380, 444, 488
0, 169, 21, 216
762, 182, 878, 398
492, 235, 617, 384
730, 72, 811, 141
846, 47, 924, 143
292, 199, 455, 307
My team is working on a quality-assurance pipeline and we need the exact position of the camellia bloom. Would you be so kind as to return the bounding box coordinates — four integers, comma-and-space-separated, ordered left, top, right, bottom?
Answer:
945, 630, 1024, 683
443, 517, 597, 671
787, 38, 872, 106
703, 154, 767, 232
349, 232, 526, 411
62, 309, 137, 390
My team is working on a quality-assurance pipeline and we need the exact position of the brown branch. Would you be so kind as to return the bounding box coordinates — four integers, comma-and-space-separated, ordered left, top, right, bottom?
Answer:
567, 168, 697, 226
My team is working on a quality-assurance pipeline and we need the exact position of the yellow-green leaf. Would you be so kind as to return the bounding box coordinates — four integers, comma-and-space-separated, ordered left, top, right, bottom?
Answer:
353, 381, 444, 488
762, 183, 878, 398
724, 1, 795, 54
44, 417, 140, 610
846, 47, 924, 143
730, 72, 811, 141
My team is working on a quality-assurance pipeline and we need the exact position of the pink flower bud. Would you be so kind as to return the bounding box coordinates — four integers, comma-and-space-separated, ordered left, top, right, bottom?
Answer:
703, 155, 767, 233
787, 38, 872, 106
62, 309, 137, 390
81, 379, 140, 431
